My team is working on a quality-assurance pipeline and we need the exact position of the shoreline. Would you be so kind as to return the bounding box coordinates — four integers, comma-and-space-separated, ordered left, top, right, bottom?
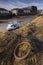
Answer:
0, 15, 37, 23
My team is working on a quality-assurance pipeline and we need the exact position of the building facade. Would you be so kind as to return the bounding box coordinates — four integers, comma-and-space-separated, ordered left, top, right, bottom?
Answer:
11, 8, 18, 16
22, 6, 37, 15
22, 8, 31, 15
11, 6, 37, 16
11, 8, 24, 16
0, 8, 12, 19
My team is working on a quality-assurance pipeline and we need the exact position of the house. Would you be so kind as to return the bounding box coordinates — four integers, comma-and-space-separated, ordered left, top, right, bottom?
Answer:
22, 8, 31, 15
0, 8, 9, 14
11, 6, 37, 16
22, 6, 37, 15
11, 8, 24, 16
11, 8, 19, 16
0, 8, 12, 19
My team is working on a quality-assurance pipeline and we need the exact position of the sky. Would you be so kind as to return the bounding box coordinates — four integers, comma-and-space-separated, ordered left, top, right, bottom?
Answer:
0, 0, 43, 10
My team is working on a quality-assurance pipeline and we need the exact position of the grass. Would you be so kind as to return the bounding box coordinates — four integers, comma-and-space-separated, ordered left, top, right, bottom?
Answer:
0, 16, 43, 65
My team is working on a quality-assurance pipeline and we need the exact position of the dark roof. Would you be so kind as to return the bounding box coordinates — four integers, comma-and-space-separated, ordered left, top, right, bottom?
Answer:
0, 8, 8, 11
11, 8, 19, 11
22, 6, 37, 10
11, 6, 37, 11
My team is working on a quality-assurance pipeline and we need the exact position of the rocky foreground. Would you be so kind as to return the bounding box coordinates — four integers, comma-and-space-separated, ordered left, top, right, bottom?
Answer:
0, 16, 43, 65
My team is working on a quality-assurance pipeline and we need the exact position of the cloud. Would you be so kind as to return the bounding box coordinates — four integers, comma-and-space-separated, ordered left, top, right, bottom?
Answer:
0, 0, 28, 10
28, 2, 43, 9
0, 0, 43, 10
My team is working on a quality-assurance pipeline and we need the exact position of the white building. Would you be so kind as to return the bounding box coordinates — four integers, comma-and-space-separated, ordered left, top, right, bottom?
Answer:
11, 6, 37, 16
0, 8, 12, 18
11, 8, 19, 15
22, 8, 31, 14
11, 8, 24, 16
22, 6, 37, 15
0, 8, 9, 14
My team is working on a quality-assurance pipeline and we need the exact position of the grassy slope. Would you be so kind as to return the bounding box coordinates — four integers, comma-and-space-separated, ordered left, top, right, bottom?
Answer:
0, 16, 43, 65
